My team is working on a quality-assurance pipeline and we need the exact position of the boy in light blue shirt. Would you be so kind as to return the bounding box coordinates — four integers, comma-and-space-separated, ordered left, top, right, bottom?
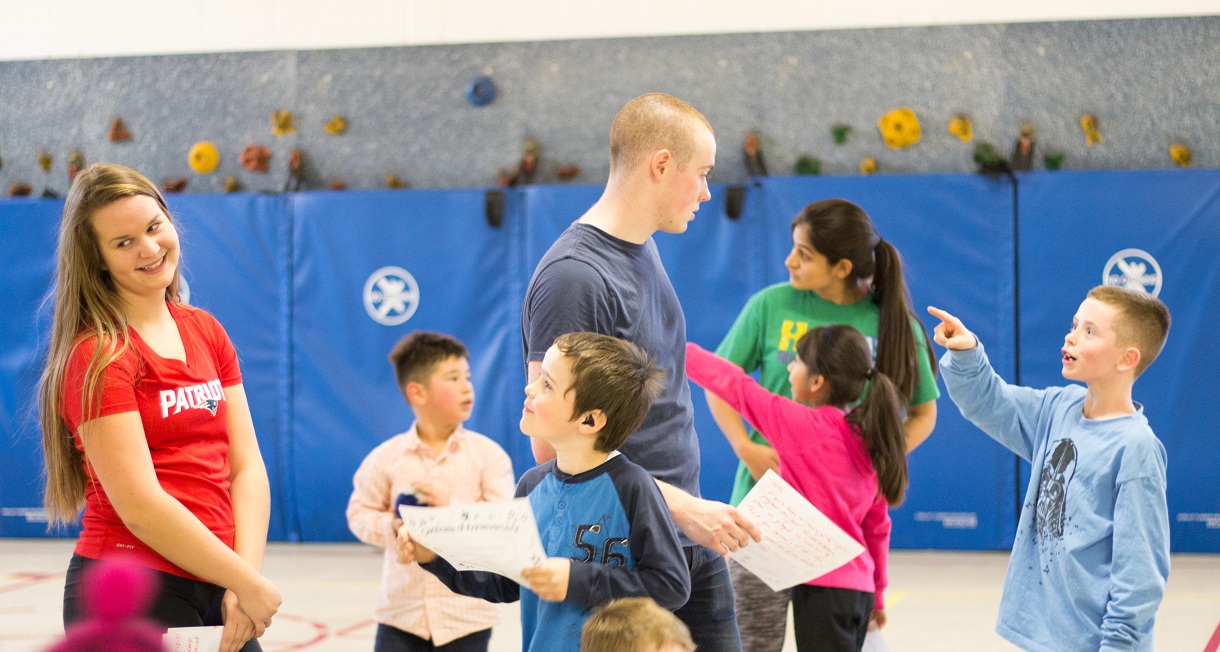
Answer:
928, 285, 1171, 652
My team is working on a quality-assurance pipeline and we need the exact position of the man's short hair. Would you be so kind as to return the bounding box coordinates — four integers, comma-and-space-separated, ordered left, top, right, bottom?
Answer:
581, 597, 695, 652
1087, 285, 1171, 377
388, 331, 468, 390
609, 93, 713, 174
554, 332, 665, 452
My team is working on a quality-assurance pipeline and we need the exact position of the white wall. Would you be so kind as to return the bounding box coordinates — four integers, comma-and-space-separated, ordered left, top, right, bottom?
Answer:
2, 0, 1218, 61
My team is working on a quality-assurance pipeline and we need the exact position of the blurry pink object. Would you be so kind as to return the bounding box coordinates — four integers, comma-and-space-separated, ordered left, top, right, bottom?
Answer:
45, 557, 163, 652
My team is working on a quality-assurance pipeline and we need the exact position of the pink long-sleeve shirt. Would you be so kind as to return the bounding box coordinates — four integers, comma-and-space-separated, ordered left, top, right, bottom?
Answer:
686, 343, 890, 608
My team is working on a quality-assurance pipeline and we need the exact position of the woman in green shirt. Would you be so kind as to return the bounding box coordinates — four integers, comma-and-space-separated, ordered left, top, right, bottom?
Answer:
708, 199, 939, 652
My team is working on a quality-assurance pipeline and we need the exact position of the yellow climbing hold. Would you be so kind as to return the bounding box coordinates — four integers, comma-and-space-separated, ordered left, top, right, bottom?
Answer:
324, 115, 347, 135
878, 107, 921, 149
860, 157, 878, 175
188, 141, 220, 174
1170, 143, 1192, 167
1080, 114, 1102, 147
947, 114, 973, 142
271, 110, 295, 137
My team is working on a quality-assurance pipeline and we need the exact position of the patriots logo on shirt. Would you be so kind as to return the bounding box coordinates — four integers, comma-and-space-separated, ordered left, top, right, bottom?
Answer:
192, 397, 220, 416
160, 380, 225, 418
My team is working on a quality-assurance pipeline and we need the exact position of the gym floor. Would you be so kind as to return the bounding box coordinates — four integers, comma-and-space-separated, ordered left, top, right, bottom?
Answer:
3, 540, 1217, 651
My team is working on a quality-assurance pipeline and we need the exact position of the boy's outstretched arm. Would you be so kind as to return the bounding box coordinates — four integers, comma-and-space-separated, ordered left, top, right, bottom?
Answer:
927, 306, 979, 350
927, 305, 1047, 461
400, 525, 523, 604
395, 524, 436, 565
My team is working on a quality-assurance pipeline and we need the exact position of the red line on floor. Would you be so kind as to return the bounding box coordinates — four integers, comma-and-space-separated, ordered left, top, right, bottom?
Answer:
0, 573, 58, 594
334, 618, 374, 637
1203, 618, 1220, 652
261, 614, 329, 651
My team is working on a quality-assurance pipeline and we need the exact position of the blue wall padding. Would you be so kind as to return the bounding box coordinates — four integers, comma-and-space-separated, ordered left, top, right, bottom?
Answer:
1018, 170, 1220, 553
2, 170, 1217, 553
290, 189, 525, 542
0, 199, 70, 537
170, 195, 293, 541
756, 176, 1019, 549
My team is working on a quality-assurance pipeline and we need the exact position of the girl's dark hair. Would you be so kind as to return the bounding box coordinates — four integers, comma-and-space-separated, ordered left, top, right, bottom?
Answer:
796, 325, 908, 506
791, 199, 936, 402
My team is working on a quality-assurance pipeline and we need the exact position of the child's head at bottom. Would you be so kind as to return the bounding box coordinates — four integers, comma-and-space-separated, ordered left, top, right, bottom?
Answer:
522, 332, 664, 453
581, 597, 695, 652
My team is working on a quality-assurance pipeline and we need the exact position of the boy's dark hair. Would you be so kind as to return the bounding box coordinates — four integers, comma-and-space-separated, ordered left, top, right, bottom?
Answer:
388, 331, 468, 391
581, 597, 695, 652
1086, 285, 1171, 377
797, 325, 908, 506
554, 332, 665, 453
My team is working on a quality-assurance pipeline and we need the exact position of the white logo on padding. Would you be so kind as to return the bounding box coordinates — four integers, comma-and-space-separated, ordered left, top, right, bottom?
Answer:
364, 266, 420, 326
178, 277, 191, 305
1103, 249, 1162, 297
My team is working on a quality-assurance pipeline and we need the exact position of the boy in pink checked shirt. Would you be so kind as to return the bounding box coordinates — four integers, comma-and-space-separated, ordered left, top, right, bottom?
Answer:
347, 331, 516, 652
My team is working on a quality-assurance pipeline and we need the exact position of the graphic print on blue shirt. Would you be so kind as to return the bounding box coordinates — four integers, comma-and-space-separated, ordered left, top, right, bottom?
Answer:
533, 473, 634, 572
1036, 438, 1077, 543
525, 463, 641, 650
574, 518, 629, 566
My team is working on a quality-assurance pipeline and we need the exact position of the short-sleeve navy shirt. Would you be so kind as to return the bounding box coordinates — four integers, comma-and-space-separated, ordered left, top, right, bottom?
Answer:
522, 222, 701, 499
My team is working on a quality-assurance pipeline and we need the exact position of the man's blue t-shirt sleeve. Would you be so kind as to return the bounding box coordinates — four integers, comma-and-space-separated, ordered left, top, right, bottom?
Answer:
524, 258, 616, 364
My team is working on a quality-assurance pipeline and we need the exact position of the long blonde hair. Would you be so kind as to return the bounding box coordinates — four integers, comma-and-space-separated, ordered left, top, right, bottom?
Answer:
37, 163, 181, 526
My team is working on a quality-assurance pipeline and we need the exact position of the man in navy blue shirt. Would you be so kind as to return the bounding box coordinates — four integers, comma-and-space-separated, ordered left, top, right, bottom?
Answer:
521, 93, 759, 651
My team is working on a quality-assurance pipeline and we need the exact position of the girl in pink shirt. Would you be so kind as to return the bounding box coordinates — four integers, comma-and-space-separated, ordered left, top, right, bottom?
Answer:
686, 324, 908, 652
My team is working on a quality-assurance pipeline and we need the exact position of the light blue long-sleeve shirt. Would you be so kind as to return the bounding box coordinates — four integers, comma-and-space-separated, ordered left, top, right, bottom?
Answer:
940, 344, 1169, 652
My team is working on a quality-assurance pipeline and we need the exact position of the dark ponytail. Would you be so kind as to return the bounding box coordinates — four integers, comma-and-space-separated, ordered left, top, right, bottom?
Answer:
792, 199, 936, 402
873, 239, 937, 401
796, 325, 908, 506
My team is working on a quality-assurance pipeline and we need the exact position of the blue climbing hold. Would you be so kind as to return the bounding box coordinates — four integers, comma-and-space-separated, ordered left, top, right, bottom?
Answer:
465, 75, 497, 106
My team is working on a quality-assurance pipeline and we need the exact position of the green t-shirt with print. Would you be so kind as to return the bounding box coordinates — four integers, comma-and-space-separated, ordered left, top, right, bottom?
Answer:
714, 282, 940, 506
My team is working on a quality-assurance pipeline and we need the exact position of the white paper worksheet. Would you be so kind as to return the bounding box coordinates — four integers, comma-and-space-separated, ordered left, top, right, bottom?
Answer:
163, 626, 223, 652
399, 498, 548, 585
729, 470, 866, 591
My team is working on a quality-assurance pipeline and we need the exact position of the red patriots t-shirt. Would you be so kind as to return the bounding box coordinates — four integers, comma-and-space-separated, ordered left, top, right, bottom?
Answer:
62, 302, 242, 580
